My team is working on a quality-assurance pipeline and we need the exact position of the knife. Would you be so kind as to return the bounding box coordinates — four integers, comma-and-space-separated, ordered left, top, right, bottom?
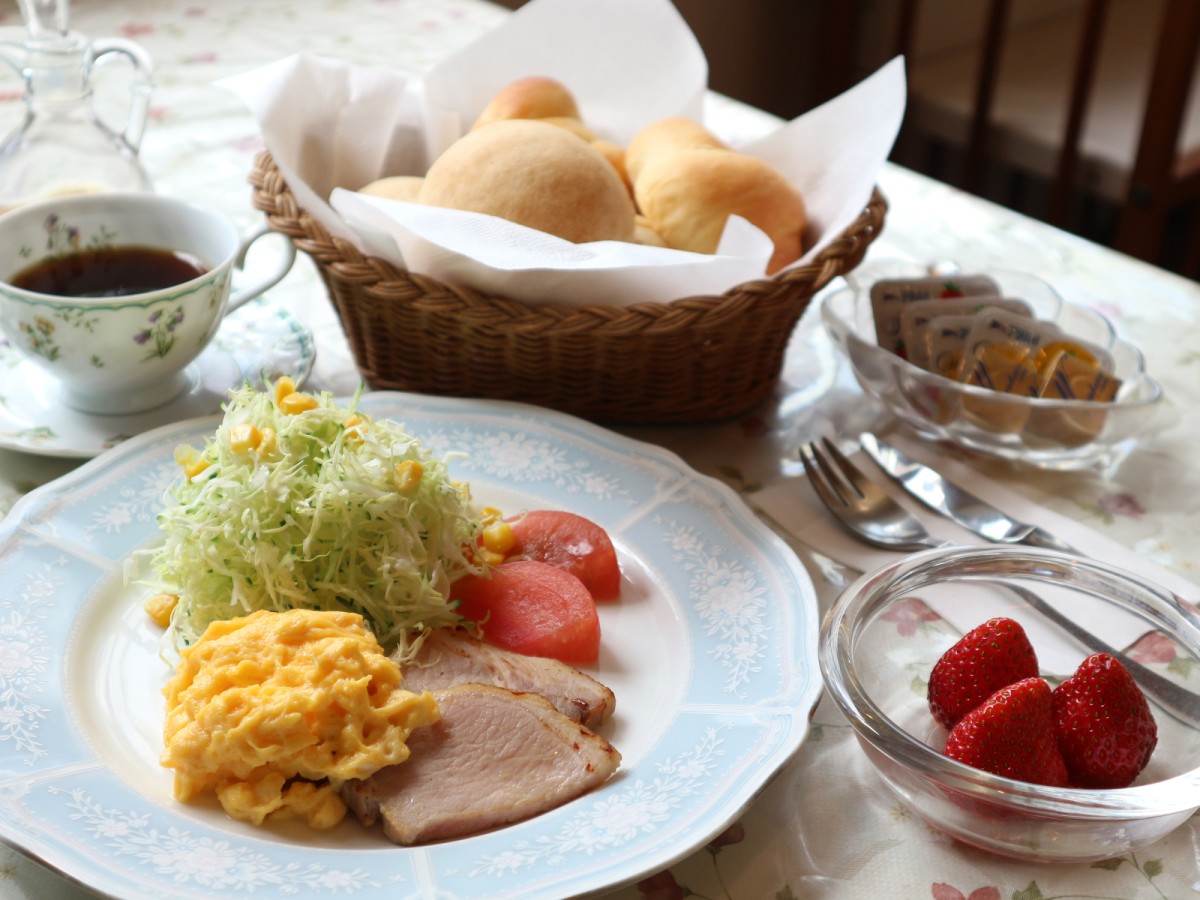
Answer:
859, 432, 1081, 555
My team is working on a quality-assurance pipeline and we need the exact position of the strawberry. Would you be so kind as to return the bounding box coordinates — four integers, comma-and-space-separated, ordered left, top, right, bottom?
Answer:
944, 677, 1069, 786
1051, 653, 1158, 788
928, 617, 1039, 729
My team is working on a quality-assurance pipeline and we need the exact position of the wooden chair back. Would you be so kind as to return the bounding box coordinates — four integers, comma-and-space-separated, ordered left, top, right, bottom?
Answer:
896, 0, 1200, 272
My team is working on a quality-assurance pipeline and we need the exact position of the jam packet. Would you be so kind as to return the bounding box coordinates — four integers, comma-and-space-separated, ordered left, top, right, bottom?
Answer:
869, 274, 1000, 359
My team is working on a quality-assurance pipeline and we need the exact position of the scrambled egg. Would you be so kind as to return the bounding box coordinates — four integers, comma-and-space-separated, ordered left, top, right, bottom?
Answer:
161, 608, 439, 829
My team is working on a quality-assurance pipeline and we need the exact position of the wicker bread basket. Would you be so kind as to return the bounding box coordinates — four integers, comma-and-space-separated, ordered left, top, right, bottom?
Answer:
249, 150, 887, 424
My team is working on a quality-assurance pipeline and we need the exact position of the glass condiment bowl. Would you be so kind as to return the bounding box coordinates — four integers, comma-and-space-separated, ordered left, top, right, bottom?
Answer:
820, 263, 1163, 471
819, 545, 1200, 863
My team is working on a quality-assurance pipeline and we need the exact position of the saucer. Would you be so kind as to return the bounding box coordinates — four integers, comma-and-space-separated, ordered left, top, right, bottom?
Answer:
0, 300, 316, 459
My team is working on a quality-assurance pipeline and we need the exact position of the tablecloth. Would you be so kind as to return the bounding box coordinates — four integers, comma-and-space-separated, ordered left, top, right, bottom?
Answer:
1, 1, 1199, 897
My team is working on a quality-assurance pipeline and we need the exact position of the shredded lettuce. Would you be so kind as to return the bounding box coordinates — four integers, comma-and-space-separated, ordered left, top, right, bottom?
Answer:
148, 383, 486, 655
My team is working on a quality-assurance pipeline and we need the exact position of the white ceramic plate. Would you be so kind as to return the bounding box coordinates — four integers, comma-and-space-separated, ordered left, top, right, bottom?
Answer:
0, 391, 820, 900
0, 299, 316, 459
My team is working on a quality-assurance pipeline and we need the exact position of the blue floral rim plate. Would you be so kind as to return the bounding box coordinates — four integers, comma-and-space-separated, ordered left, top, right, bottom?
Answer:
0, 391, 820, 900
0, 298, 316, 459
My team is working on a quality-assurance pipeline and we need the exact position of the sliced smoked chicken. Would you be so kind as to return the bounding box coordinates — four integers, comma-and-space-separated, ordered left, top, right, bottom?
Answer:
342, 683, 621, 845
397, 627, 616, 728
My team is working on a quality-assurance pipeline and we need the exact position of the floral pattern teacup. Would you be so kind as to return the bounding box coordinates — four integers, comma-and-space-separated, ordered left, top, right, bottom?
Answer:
0, 192, 294, 414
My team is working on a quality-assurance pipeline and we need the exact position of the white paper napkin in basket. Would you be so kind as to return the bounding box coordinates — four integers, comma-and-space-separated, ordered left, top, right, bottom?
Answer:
221, 0, 907, 306
755, 435, 1200, 674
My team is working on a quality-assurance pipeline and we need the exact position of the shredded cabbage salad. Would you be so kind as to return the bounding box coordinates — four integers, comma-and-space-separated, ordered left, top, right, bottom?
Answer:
148, 383, 487, 654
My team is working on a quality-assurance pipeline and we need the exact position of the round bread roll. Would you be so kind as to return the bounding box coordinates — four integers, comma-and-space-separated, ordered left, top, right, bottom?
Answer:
471, 76, 580, 131
357, 175, 425, 202
420, 119, 636, 244
634, 149, 807, 273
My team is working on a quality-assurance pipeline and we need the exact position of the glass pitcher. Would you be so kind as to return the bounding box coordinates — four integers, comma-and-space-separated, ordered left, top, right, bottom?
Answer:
0, 0, 153, 210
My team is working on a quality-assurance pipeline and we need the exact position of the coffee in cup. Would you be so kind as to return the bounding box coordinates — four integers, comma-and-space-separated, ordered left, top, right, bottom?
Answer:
0, 192, 295, 415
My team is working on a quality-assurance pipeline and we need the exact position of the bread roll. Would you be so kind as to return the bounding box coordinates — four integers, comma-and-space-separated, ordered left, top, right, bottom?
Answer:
634, 149, 806, 273
358, 175, 425, 202
628, 117, 807, 273
471, 76, 580, 131
625, 116, 727, 185
419, 119, 636, 244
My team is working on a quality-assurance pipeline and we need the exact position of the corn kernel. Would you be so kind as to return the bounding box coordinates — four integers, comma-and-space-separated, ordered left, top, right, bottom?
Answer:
143, 593, 178, 628
279, 391, 319, 415
228, 423, 262, 453
481, 521, 515, 555
481, 506, 504, 524
274, 376, 297, 406
394, 460, 423, 492
478, 548, 507, 567
175, 445, 208, 477
258, 426, 277, 457
343, 414, 368, 444
183, 457, 211, 479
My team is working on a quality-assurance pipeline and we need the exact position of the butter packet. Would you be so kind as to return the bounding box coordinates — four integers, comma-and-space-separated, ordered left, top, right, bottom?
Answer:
1036, 340, 1118, 398
959, 310, 1067, 432
961, 309, 1075, 392
923, 313, 985, 382
1026, 341, 1123, 447
900, 312, 983, 426
869, 274, 1000, 359
902, 297, 1033, 370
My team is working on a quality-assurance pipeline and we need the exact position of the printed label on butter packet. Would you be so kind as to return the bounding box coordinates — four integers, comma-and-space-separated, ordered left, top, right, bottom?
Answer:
869, 274, 1000, 358
902, 297, 1033, 370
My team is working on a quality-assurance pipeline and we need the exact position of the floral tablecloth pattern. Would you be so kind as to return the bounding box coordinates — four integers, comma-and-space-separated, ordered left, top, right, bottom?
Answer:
0, 0, 1198, 898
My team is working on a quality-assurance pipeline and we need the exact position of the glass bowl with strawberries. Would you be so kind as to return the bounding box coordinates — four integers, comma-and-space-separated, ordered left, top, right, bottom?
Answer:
818, 544, 1200, 863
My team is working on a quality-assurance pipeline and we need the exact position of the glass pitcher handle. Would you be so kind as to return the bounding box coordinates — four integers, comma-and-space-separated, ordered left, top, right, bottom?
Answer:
90, 37, 153, 152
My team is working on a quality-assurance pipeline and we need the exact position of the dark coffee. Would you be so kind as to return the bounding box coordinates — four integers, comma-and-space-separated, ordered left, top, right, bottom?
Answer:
10, 245, 208, 298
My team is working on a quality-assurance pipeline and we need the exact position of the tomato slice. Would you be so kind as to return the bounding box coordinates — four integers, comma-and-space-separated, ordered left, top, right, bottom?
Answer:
450, 559, 601, 663
507, 509, 621, 601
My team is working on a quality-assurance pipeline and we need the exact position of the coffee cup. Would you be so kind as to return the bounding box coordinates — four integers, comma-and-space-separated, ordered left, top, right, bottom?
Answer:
0, 191, 295, 415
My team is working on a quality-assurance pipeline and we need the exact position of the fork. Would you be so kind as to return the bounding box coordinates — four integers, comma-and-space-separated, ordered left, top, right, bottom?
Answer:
799, 436, 1200, 724
799, 437, 943, 552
